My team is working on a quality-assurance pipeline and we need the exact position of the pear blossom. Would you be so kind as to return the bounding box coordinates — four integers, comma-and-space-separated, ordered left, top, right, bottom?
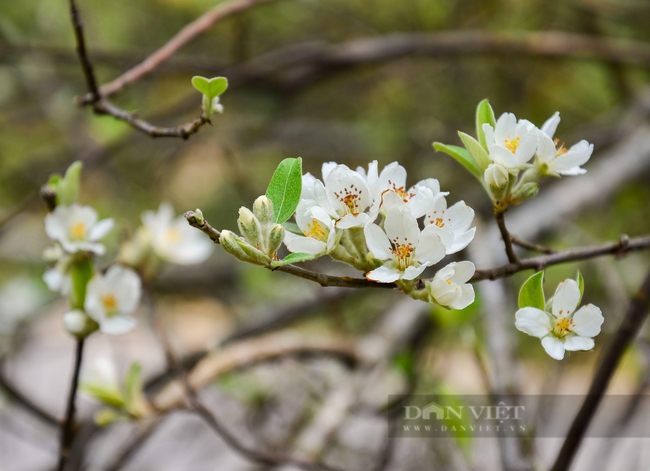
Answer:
535, 112, 593, 176
364, 206, 446, 283
426, 261, 475, 309
284, 201, 337, 255
515, 279, 604, 360
482, 113, 538, 169
45, 204, 114, 255
85, 265, 142, 335
357, 161, 446, 218
141, 202, 213, 265
484, 163, 509, 189
424, 195, 476, 254
310, 164, 377, 229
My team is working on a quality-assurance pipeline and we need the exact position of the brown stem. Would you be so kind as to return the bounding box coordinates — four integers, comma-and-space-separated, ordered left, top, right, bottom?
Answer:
57, 339, 85, 471
495, 211, 519, 263
550, 264, 650, 471
510, 235, 556, 254
68, 0, 100, 102
0, 369, 59, 426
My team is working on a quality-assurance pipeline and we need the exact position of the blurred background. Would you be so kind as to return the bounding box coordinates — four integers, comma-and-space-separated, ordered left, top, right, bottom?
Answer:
1, 0, 650, 470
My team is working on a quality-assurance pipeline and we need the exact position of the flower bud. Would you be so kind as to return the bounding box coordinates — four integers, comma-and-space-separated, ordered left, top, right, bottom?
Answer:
63, 310, 98, 338
235, 237, 271, 266
220, 230, 256, 263
510, 182, 539, 205
484, 163, 509, 189
193, 208, 204, 225
253, 196, 275, 226
237, 207, 262, 248
267, 224, 285, 257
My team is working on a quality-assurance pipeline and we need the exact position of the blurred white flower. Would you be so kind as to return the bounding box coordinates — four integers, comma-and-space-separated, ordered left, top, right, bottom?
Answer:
45, 204, 114, 255
142, 202, 213, 265
482, 112, 538, 169
424, 195, 476, 254
427, 261, 475, 310
284, 201, 337, 255
364, 206, 446, 283
85, 265, 142, 335
515, 279, 604, 360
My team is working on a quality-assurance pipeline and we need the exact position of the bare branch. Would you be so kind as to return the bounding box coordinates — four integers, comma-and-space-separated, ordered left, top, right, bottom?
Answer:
495, 211, 519, 264
0, 369, 59, 427
510, 235, 556, 254
57, 339, 85, 471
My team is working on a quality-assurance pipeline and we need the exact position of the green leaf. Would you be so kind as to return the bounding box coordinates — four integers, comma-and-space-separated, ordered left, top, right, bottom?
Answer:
271, 252, 315, 267
576, 271, 584, 303
80, 384, 125, 408
58, 161, 83, 206
266, 157, 303, 224
432, 142, 481, 177
458, 131, 491, 172
123, 362, 142, 410
191, 76, 228, 98
70, 258, 94, 310
475, 99, 496, 150
518, 271, 545, 310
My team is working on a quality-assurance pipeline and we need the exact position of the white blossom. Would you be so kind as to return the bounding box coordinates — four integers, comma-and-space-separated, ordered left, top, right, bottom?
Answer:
536, 112, 593, 176
45, 204, 114, 255
427, 261, 475, 309
515, 279, 604, 360
284, 200, 337, 255
141, 202, 213, 265
85, 265, 142, 335
424, 195, 476, 254
364, 206, 446, 283
482, 112, 538, 169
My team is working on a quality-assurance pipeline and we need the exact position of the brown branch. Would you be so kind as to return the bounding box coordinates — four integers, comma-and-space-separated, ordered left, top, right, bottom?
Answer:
495, 211, 519, 264
103, 418, 162, 471
69, 0, 100, 103
510, 235, 556, 254
0, 369, 59, 427
57, 339, 85, 471
550, 263, 650, 471
79, 0, 278, 104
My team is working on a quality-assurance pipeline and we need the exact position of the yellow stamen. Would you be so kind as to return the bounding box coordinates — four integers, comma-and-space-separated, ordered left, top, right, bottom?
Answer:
101, 294, 118, 317
390, 241, 414, 271
165, 228, 181, 243
303, 220, 328, 242
504, 136, 520, 154
553, 317, 574, 338
70, 222, 86, 241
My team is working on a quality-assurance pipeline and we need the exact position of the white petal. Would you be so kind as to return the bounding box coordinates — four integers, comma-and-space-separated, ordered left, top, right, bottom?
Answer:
541, 336, 566, 360
446, 201, 474, 233
489, 146, 519, 168
364, 223, 393, 260
366, 266, 401, 283
449, 261, 475, 284
450, 284, 475, 310
482, 123, 495, 146
385, 207, 419, 246
321, 162, 337, 181
554, 141, 593, 174
336, 213, 369, 229
571, 304, 604, 338
380, 190, 408, 213
402, 264, 428, 281
44, 208, 69, 242
110, 266, 142, 315
541, 111, 560, 138
564, 335, 595, 352
494, 113, 517, 143
515, 307, 552, 338
536, 134, 557, 165
100, 316, 137, 335
415, 226, 446, 266
43, 268, 63, 292
379, 162, 407, 191
284, 233, 327, 255
88, 218, 114, 241
447, 228, 476, 254
406, 186, 434, 218
552, 279, 580, 318
514, 133, 538, 165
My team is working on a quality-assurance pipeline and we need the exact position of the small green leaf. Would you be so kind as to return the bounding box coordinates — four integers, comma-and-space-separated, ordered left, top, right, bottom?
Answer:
271, 252, 315, 267
432, 142, 481, 177
518, 271, 545, 310
475, 99, 496, 150
458, 131, 491, 172
576, 271, 584, 303
80, 384, 125, 408
191, 76, 210, 96
123, 362, 142, 410
191, 76, 228, 98
58, 161, 83, 206
266, 157, 303, 224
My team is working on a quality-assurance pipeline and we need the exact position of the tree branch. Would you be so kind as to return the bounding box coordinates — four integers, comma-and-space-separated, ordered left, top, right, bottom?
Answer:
57, 339, 85, 471
550, 263, 650, 471
495, 211, 519, 263
510, 235, 556, 254
0, 368, 59, 427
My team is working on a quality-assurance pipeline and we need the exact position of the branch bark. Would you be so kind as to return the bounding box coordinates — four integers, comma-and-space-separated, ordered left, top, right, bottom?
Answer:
57, 339, 85, 471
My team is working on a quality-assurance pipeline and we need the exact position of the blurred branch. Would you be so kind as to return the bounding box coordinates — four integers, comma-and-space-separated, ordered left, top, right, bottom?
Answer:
510, 235, 556, 254
103, 418, 163, 471
550, 263, 650, 471
57, 339, 85, 471
0, 368, 59, 427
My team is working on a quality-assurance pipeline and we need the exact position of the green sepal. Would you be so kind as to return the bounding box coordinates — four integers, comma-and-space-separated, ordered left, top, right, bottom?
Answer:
475, 99, 496, 150
432, 142, 481, 177
271, 252, 316, 267
576, 271, 584, 304
518, 271, 546, 311
458, 131, 491, 172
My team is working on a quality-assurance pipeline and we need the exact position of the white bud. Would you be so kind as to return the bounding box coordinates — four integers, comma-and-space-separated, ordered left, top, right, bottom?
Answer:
63, 310, 97, 338
253, 196, 274, 226
484, 163, 509, 189
267, 224, 284, 257
237, 207, 262, 248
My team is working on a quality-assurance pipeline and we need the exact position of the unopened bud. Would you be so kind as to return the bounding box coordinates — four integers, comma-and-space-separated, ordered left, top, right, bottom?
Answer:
510, 182, 539, 205
220, 230, 256, 263
235, 237, 271, 266
484, 163, 509, 189
193, 208, 204, 225
237, 207, 262, 248
267, 224, 285, 257
63, 310, 98, 339
253, 196, 274, 226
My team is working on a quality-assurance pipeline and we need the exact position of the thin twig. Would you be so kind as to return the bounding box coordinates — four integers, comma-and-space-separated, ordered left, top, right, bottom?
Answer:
510, 235, 556, 254
495, 211, 519, 263
550, 264, 650, 471
103, 418, 163, 471
68, 0, 100, 103
57, 339, 85, 471
0, 368, 59, 427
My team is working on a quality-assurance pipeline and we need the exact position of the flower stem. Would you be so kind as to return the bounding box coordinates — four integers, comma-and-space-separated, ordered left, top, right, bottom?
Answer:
57, 338, 85, 471
495, 210, 519, 264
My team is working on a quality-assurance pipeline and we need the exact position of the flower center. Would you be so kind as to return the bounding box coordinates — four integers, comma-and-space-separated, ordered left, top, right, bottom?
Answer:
165, 228, 181, 243
504, 136, 520, 154
334, 184, 364, 215
390, 240, 414, 271
101, 294, 118, 317
554, 138, 568, 157
433, 217, 445, 228
70, 222, 87, 241
303, 220, 328, 242
387, 180, 416, 203
553, 317, 574, 338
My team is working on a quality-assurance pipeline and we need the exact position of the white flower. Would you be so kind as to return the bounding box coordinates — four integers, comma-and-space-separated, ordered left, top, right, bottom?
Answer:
427, 261, 475, 309
85, 265, 142, 335
364, 206, 446, 283
515, 279, 604, 360
45, 204, 114, 255
311, 164, 376, 229
358, 161, 446, 218
536, 112, 593, 176
484, 163, 509, 188
424, 195, 476, 254
482, 112, 538, 169
284, 201, 337, 255
142, 202, 213, 265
